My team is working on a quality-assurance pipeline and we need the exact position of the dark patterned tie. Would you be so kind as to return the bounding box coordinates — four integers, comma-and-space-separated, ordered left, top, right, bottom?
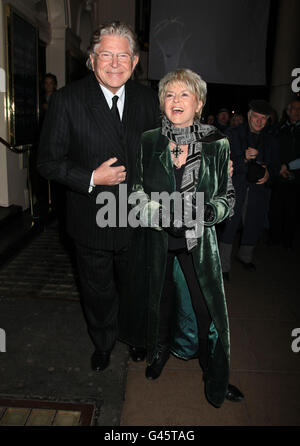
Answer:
111, 95, 121, 122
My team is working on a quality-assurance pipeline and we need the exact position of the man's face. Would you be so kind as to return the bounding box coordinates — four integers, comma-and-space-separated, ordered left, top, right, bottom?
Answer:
90, 35, 139, 93
248, 110, 268, 133
287, 101, 300, 124
44, 77, 56, 95
217, 111, 230, 126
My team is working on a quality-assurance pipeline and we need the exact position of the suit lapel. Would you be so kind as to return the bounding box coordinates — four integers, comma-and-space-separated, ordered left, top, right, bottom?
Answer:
122, 81, 138, 144
121, 81, 139, 172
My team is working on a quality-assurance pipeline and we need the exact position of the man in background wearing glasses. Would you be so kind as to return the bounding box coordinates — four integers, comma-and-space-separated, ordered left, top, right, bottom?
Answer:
38, 22, 160, 372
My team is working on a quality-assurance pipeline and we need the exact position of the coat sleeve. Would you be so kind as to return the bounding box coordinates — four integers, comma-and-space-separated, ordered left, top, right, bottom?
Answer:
37, 90, 93, 196
204, 138, 230, 226
129, 141, 163, 230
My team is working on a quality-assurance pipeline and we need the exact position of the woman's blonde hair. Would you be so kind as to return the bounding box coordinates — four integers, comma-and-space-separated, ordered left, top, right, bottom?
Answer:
159, 68, 207, 119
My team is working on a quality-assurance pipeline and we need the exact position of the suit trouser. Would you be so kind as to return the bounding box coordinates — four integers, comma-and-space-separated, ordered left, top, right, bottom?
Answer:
76, 241, 129, 352
159, 249, 212, 371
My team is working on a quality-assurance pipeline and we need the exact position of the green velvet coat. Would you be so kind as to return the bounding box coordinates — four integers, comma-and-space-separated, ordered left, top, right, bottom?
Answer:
119, 127, 231, 407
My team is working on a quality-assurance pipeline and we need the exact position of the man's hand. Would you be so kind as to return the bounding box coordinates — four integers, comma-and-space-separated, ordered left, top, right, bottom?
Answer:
245, 147, 259, 161
93, 157, 126, 186
256, 165, 269, 184
280, 163, 290, 179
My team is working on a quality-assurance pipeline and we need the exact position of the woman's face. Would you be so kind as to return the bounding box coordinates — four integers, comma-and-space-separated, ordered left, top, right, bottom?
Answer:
163, 82, 202, 128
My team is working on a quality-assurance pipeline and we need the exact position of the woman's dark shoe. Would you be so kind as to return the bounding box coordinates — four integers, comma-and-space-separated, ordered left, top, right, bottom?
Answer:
91, 350, 111, 372
145, 346, 170, 380
225, 384, 244, 402
129, 346, 146, 362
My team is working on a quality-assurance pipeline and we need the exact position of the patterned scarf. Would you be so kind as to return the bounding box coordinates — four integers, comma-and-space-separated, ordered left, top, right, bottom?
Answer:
162, 115, 219, 251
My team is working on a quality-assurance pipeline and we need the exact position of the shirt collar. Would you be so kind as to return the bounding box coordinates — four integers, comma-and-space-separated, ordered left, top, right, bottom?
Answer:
99, 84, 125, 106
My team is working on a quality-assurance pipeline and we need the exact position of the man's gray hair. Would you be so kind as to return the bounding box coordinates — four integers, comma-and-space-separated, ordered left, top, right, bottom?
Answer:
86, 21, 139, 70
158, 68, 207, 119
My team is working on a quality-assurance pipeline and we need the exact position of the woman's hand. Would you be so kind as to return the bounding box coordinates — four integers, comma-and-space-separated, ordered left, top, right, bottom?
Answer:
159, 207, 187, 237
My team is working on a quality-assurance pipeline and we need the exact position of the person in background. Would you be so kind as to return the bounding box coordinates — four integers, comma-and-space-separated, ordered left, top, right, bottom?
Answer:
219, 100, 280, 280
40, 73, 68, 231
230, 112, 244, 128
268, 98, 300, 249
32, 73, 58, 219
265, 108, 280, 137
206, 113, 215, 125
41, 73, 57, 119
215, 107, 231, 132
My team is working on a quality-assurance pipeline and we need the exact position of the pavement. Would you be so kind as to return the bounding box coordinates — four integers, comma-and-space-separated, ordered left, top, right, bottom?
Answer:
0, 220, 299, 426
0, 221, 128, 426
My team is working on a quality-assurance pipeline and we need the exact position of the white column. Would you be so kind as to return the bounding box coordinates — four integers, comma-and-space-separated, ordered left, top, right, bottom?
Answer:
46, 0, 67, 87
46, 25, 66, 87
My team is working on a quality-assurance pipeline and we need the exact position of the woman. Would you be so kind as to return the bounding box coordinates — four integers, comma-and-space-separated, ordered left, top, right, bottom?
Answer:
119, 68, 243, 408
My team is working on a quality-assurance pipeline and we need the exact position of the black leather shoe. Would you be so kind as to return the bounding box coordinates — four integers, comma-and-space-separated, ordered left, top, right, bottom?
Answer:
129, 346, 146, 362
225, 384, 244, 402
222, 272, 230, 282
236, 257, 256, 271
145, 346, 170, 380
91, 350, 111, 372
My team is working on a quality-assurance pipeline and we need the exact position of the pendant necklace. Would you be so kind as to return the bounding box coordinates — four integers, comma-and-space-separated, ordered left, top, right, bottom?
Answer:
171, 144, 184, 168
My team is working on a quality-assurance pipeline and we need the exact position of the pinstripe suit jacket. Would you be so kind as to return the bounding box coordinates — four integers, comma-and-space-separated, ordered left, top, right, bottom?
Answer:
38, 72, 160, 249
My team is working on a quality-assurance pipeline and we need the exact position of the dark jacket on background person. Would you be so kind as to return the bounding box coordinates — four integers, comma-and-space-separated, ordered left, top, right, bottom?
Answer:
226, 123, 280, 179
220, 123, 280, 245
279, 120, 300, 184
268, 119, 300, 246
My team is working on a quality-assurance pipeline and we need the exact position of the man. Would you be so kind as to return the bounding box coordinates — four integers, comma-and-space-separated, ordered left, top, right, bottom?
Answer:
38, 22, 160, 371
268, 98, 300, 248
219, 100, 280, 280
42, 73, 58, 113
215, 108, 231, 132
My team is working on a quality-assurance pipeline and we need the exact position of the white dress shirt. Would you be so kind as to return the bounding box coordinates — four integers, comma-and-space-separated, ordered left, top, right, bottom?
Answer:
100, 84, 125, 119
